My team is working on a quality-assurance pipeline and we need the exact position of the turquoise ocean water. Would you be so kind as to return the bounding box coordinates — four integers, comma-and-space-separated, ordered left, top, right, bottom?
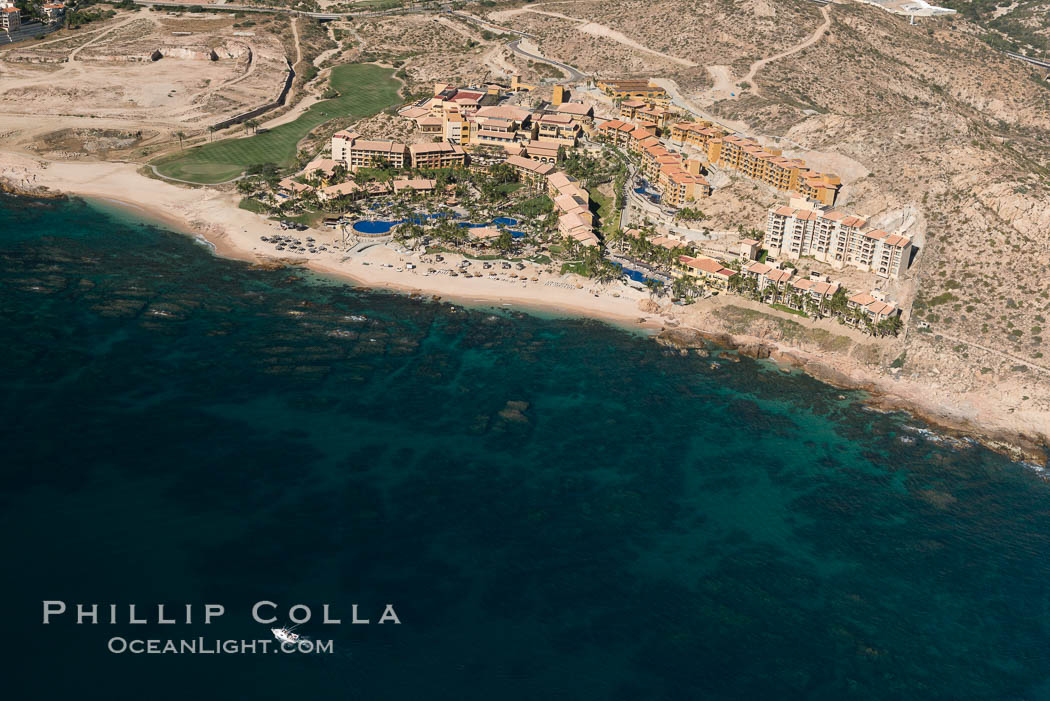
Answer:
3, 193, 1050, 699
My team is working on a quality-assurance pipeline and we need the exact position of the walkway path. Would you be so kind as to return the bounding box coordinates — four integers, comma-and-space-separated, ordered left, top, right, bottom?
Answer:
929, 332, 1050, 376
741, 5, 831, 95
147, 163, 244, 185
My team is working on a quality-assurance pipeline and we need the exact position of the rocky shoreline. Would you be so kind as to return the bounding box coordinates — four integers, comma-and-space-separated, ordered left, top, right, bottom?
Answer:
655, 327, 1049, 467
0, 177, 66, 200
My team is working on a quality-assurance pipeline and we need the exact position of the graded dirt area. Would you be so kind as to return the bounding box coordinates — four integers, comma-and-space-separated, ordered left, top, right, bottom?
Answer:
0, 9, 290, 160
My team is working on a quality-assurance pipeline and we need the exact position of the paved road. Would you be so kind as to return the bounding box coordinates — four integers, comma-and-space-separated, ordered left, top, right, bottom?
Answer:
507, 38, 587, 82
1005, 51, 1050, 69
446, 10, 534, 38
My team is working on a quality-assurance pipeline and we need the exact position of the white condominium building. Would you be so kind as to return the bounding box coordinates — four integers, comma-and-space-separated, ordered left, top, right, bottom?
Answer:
765, 198, 913, 279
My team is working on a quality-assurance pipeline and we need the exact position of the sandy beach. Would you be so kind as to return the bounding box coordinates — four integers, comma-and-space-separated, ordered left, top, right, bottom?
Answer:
0, 153, 664, 331
2, 152, 1046, 464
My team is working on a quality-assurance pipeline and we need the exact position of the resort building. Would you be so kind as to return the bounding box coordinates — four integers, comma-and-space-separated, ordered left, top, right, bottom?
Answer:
656, 167, 710, 207
596, 119, 637, 147
544, 170, 598, 247
532, 113, 580, 147
596, 79, 670, 105
330, 132, 409, 172
277, 178, 313, 197
1, 2, 20, 31
676, 255, 736, 289
392, 178, 437, 194
798, 172, 843, 207
551, 101, 594, 122
639, 139, 710, 206
347, 139, 409, 171
303, 157, 340, 179
517, 141, 560, 164
442, 108, 470, 144
669, 121, 728, 151
318, 181, 361, 201
416, 115, 444, 136
764, 198, 913, 279
847, 291, 899, 325
739, 239, 761, 261
408, 142, 466, 169
505, 155, 556, 188
789, 277, 840, 312
744, 262, 794, 295
546, 172, 588, 202
707, 134, 841, 205
42, 3, 65, 21
330, 130, 361, 164
619, 100, 647, 122
634, 106, 678, 132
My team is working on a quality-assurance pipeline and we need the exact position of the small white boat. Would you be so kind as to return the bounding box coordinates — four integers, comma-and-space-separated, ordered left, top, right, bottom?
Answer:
271, 627, 300, 644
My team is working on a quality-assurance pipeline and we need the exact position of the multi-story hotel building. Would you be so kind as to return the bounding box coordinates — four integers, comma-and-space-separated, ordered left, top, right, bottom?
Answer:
1, 2, 21, 31
669, 121, 727, 150
596, 119, 640, 147
505, 155, 556, 189
330, 131, 409, 171
532, 113, 580, 146
639, 139, 710, 206
847, 292, 899, 325
764, 198, 913, 279
596, 79, 670, 105
408, 142, 466, 169
676, 255, 736, 289
706, 134, 841, 205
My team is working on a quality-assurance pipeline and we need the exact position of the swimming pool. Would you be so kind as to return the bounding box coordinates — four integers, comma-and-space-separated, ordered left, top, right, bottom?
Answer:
353, 220, 396, 234
492, 217, 519, 227
611, 261, 662, 285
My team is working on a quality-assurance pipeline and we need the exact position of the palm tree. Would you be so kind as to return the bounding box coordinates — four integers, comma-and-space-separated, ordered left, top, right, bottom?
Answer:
246, 119, 260, 135
644, 278, 664, 299
175, 131, 186, 149
207, 125, 217, 142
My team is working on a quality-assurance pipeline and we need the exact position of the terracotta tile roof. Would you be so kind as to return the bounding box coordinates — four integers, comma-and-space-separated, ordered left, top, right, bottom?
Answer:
351, 140, 407, 153
475, 105, 530, 122
410, 142, 459, 155
849, 292, 877, 306
506, 155, 556, 175
680, 256, 735, 277
553, 102, 592, 116
321, 182, 360, 197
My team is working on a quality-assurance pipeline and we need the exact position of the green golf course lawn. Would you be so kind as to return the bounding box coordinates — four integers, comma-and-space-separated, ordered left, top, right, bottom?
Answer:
152, 63, 400, 184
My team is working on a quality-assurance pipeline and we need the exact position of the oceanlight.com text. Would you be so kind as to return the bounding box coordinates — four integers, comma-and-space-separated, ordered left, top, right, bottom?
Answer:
107, 637, 334, 655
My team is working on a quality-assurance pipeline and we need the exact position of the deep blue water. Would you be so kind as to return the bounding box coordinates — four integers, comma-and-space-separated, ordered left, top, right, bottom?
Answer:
353, 219, 396, 234
611, 260, 660, 285
4, 194, 1050, 700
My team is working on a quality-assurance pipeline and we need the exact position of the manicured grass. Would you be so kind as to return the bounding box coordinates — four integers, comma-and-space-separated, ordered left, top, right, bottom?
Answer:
588, 188, 619, 236
238, 197, 269, 214
560, 261, 588, 276
771, 303, 809, 318
153, 64, 400, 184
284, 209, 327, 228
